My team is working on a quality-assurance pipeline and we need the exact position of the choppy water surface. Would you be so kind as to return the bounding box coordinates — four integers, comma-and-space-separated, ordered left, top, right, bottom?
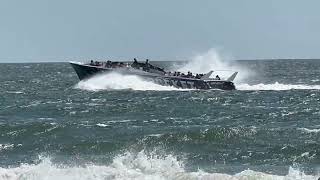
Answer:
0, 59, 320, 179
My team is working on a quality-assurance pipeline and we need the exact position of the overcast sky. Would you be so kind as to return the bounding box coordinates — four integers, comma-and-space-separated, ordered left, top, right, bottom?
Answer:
1, 0, 320, 62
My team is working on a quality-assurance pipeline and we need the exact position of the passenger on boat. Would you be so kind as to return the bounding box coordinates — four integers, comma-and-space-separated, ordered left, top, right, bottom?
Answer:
216, 75, 220, 80
90, 60, 94, 65
106, 60, 112, 68
142, 59, 150, 71
187, 71, 193, 78
131, 58, 139, 68
145, 59, 150, 68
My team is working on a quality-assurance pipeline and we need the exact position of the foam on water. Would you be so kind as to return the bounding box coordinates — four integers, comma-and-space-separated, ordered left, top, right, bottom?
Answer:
237, 82, 320, 91
96, 123, 109, 127
75, 73, 181, 91
0, 151, 317, 180
297, 127, 320, 133
5, 91, 24, 94
0, 144, 14, 152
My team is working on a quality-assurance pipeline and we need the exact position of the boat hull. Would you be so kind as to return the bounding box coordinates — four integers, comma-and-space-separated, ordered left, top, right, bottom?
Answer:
70, 62, 236, 90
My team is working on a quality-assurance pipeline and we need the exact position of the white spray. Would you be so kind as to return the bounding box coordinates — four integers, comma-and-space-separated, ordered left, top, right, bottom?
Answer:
0, 152, 316, 180
175, 48, 254, 83
75, 73, 181, 91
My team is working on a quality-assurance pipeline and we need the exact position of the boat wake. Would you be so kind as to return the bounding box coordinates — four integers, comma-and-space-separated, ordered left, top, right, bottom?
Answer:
75, 74, 320, 92
237, 82, 320, 91
0, 151, 316, 180
75, 73, 181, 91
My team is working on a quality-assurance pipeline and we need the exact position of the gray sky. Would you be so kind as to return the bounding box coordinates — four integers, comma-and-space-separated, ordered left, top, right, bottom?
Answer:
1, 0, 320, 62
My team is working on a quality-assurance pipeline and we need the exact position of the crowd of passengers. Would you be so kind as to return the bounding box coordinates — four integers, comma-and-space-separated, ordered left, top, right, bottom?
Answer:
166, 71, 220, 80
89, 59, 220, 80
89, 60, 128, 68
89, 58, 165, 72
166, 71, 202, 79
132, 58, 165, 72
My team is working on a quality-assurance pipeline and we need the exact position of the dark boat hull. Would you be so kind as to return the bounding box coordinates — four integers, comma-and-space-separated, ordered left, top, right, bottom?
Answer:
70, 62, 236, 90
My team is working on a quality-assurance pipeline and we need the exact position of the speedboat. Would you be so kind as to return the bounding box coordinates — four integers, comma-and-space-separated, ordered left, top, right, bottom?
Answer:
70, 59, 237, 90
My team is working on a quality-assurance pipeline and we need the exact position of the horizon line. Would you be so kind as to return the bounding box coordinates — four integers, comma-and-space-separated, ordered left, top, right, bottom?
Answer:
1, 58, 320, 64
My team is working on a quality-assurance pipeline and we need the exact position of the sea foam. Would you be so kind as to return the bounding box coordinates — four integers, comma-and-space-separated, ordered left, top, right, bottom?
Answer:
237, 82, 320, 91
297, 127, 320, 133
0, 151, 317, 180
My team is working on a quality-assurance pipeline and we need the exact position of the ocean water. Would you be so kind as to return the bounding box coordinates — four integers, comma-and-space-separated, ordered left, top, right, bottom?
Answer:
0, 58, 320, 179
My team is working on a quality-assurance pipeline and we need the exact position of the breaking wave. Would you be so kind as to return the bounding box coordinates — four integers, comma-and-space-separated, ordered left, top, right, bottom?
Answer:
0, 151, 316, 180
237, 82, 320, 91
75, 73, 180, 91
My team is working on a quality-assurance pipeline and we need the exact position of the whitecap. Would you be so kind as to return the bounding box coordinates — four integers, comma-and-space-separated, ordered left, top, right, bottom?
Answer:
297, 127, 320, 133
0, 144, 14, 151
0, 152, 317, 180
147, 134, 163, 137
6, 91, 24, 94
96, 123, 109, 127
